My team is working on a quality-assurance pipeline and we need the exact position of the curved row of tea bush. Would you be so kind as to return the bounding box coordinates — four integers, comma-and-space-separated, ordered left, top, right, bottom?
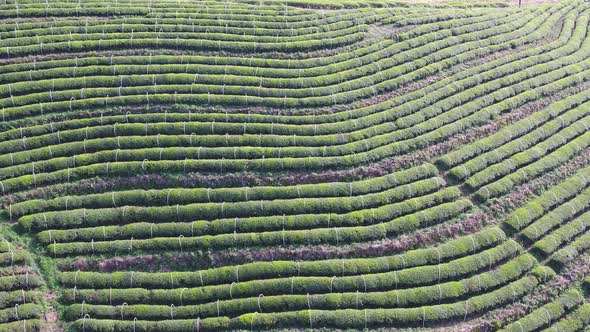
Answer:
7, 56, 590, 194
442, 90, 590, 180
549, 229, 590, 269
0, 12, 521, 98
0, 13, 551, 118
475, 129, 590, 201
56, 227, 506, 289
466, 114, 590, 192
0, 9, 578, 179
531, 211, 590, 257
32, 188, 459, 243
19, 177, 450, 229
0, 290, 43, 311
0, 24, 368, 51
499, 289, 585, 332
0, 239, 45, 328
0, 319, 42, 332
61, 254, 537, 320
0, 11, 511, 88
539, 303, 590, 331
2, 7, 524, 65
0, 7, 331, 31
0, 11, 503, 79
0, 4, 568, 141
44, 198, 471, 255
0, 8, 553, 120
520, 186, 590, 242
504, 165, 590, 232
58, 239, 521, 295
6, 30, 590, 195
0, 18, 369, 47
0, 1, 585, 330
69, 272, 548, 330
9, 164, 436, 215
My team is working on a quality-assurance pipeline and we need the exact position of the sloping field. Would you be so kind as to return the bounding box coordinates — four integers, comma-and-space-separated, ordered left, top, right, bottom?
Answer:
1, 0, 590, 331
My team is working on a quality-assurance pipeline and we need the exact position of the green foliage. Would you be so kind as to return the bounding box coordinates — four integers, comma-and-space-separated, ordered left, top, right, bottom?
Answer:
62, 253, 537, 320
0, 1, 587, 331
60, 227, 507, 304
500, 289, 584, 332
549, 230, 590, 269
69, 274, 541, 330
11, 164, 437, 217
540, 303, 590, 332
46, 198, 470, 255
504, 167, 590, 232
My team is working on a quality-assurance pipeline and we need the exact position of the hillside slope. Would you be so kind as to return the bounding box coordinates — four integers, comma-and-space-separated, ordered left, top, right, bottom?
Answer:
1, 0, 590, 331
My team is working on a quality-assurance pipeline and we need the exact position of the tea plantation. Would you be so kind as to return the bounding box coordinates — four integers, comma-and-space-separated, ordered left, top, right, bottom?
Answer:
1, 0, 590, 331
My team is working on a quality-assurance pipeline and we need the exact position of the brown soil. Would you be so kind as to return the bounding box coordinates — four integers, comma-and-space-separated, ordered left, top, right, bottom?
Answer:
39, 291, 63, 332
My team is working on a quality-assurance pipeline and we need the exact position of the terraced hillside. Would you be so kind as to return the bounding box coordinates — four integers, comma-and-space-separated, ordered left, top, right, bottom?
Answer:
2, 0, 590, 331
